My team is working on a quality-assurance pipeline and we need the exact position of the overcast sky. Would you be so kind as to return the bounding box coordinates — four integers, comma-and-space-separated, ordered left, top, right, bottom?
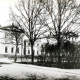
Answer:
0, 0, 79, 26
0, 0, 16, 26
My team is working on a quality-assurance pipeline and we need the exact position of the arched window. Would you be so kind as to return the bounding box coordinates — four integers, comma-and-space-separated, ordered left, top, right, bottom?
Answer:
28, 50, 30, 54
5, 47, 7, 53
37, 51, 39, 54
37, 44, 39, 46
11, 47, 14, 53
17, 48, 19, 53
28, 43, 30, 45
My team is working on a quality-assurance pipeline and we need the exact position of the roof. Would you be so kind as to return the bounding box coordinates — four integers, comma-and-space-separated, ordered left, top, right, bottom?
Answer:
0, 24, 24, 33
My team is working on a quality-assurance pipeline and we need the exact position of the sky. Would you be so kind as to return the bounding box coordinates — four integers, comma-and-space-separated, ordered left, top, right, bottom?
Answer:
0, 0, 16, 26
0, 0, 9, 26
0, 0, 79, 26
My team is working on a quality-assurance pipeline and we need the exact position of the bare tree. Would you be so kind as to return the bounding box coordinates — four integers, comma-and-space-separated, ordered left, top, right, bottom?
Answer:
9, 0, 48, 63
43, 0, 80, 64
0, 24, 24, 62
10, 24, 24, 62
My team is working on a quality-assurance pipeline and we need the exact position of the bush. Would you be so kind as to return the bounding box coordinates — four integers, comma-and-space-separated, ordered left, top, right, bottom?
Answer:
63, 62, 74, 69
55, 78, 70, 80
0, 75, 47, 80
26, 74, 47, 80
0, 76, 15, 80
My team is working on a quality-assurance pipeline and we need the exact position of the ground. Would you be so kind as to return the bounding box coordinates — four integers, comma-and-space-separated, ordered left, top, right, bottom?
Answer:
0, 58, 80, 80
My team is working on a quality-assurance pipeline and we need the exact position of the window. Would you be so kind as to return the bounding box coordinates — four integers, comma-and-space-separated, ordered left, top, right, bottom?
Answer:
5, 33, 8, 38
39, 0, 43, 3
17, 48, 19, 53
24, 40, 26, 55
5, 47, 7, 53
33, 50, 35, 54
41, 45, 43, 48
37, 44, 39, 46
11, 47, 14, 53
28, 43, 30, 45
37, 51, 39, 54
28, 50, 30, 54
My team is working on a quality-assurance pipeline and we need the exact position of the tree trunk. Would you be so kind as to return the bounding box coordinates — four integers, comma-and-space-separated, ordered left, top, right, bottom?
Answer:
57, 0, 62, 65
21, 38, 23, 62
14, 39, 18, 62
57, 40, 61, 65
31, 43, 34, 64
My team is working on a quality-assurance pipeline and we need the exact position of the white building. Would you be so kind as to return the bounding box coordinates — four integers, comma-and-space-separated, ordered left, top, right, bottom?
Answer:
0, 30, 42, 58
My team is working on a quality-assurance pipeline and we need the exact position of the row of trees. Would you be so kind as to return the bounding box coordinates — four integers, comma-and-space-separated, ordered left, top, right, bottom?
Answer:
38, 41, 80, 68
9, 0, 80, 64
41, 40, 78, 62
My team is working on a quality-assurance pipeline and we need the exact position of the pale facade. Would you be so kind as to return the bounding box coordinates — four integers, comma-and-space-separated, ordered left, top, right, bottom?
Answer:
0, 31, 42, 57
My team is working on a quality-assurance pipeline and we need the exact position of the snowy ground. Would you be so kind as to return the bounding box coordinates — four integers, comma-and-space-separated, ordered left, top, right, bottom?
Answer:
0, 58, 80, 80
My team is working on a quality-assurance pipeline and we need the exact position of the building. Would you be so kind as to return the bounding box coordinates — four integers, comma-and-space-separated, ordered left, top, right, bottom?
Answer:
0, 30, 43, 58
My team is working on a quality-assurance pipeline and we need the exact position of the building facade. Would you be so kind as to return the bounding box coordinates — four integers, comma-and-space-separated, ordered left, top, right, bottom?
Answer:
0, 31, 42, 58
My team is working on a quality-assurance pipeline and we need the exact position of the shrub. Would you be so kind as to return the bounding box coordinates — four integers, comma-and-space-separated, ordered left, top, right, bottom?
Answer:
55, 78, 70, 80
0, 76, 15, 80
26, 74, 47, 80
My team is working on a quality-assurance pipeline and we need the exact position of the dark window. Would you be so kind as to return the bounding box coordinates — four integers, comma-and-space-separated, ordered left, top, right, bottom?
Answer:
11, 47, 14, 53
28, 50, 30, 54
28, 43, 30, 45
5, 47, 7, 53
37, 44, 39, 46
24, 40, 26, 55
41, 45, 43, 48
37, 51, 38, 54
40, 0, 43, 2
17, 48, 19, 53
